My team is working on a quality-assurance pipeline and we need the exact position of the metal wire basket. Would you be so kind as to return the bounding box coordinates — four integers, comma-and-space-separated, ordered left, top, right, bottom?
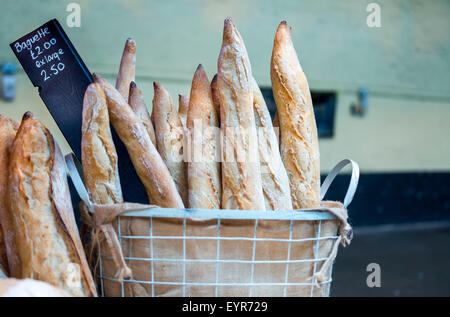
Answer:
66, 155, 359, 297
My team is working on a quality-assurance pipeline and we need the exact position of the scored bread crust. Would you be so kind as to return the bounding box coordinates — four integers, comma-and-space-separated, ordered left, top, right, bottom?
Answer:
186, 65, 221, 209
252, 77, 293, 210
7, 112, 97, 296
218, 17, 265, 210
152, 82, 188, 206
94, 74, 184, 208
0, 115, 19, 277
270, 21, 320, 209
115, 38, 136, 101
178, 94, 189, 132
210, 74, 221, 122
82, 83, 123, 205
128, 81, 157, 146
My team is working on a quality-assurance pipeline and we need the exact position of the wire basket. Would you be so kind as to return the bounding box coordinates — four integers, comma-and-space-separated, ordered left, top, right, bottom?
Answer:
66, 155, 359, 297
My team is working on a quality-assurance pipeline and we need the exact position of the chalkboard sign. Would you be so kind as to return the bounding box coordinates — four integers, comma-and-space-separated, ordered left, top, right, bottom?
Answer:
10, 19, 149, 204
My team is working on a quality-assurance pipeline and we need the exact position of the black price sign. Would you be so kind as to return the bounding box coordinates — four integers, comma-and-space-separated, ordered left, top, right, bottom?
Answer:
10, 19, 149, 204
10, 19, 92, 158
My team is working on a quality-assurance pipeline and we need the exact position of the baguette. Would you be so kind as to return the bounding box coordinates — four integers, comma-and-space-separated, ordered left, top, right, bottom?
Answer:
0, 115, 19, 277
178, 94, 189, 132
152, 82, 188, 206
115, 38, 136, 101
93, 74, 184, 208
187, 64, 221, 209
270, 21, 320, 209
210, 74, 221, 120
218, 17, 265, 210
82, 82, 148, 296
128, 81, 157, 146
7, 112, 97, 296
252, 78, 293, 210
82, 83, 123, 205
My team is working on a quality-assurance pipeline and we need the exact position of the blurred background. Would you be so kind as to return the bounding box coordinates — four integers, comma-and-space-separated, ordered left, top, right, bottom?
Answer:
0, 0, 449, 296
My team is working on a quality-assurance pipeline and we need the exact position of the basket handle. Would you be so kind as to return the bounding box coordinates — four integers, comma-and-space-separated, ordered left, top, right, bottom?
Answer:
320, 159, 360, 208
65, 153, 94, 213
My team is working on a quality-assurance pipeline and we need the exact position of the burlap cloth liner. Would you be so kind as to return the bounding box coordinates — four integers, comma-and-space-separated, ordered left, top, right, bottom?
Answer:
80, 200, 352, 297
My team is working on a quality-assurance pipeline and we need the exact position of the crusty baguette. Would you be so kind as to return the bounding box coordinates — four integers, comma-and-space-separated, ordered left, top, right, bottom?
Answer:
152, 82, 188, 206
93, 74, 184, 208
178, 94, 189, 132
82, 83, 123, 205
7, 112, 97, 296
252, 77, 293, 210
128, 81, 157, 146
210, 74, 221, 121
187, 65, 221, 209
270, 21, 320, 209
218, 17, 265, 210
0, 115, 19, 277
115, 38, 136, 101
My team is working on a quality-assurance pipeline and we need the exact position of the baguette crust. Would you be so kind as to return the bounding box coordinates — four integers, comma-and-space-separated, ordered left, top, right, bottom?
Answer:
0, 115, 19, 277
270, 21, 320, 209
152, 82, 188, 206
252, 77, 293, 210
94, 74, 184, 208
7, 112, 97, 296
187, 65, 221, 209
129, 81, 157, 146
115, 38, 136, 101
82, 83, 123, 205
218, 17, 265, 210
210, 74, 221, 121
272, 111, 279, 128
178, 94, 189, 132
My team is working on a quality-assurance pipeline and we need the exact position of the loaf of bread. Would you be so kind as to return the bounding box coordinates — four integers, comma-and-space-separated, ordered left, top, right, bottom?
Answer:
218, 17, 265, 210
210, 74, 221, 121
178, 94, 189, 132
152, 82, 188, 206
128, 81, 157, 146
93, 74, 184, 208
252, 77, 293, 210
0, 278, 69, 297
115, 38, 136, 101
82, 83, 123, 205
7, 112, 97, 296
270, 21, 320, 209
0, 115, 18, 277
187, 65, 221, 209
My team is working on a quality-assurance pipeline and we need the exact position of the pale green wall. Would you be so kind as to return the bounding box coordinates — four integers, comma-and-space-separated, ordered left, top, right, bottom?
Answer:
1, 0, 449, 172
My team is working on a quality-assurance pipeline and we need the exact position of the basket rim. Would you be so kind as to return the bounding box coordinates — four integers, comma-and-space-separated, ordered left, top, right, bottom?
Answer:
120, 207, 338, 221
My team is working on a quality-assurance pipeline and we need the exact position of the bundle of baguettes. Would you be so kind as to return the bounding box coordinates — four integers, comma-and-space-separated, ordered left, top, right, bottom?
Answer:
87, 18, 320, 212
0, 112, 97, 297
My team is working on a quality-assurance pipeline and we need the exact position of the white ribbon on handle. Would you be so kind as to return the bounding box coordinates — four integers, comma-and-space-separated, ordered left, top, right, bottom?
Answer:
320, 159, 360, 209
313, 159, 360, 287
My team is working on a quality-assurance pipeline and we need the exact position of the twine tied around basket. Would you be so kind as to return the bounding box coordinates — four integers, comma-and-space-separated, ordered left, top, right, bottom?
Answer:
65, 153, 359, 288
